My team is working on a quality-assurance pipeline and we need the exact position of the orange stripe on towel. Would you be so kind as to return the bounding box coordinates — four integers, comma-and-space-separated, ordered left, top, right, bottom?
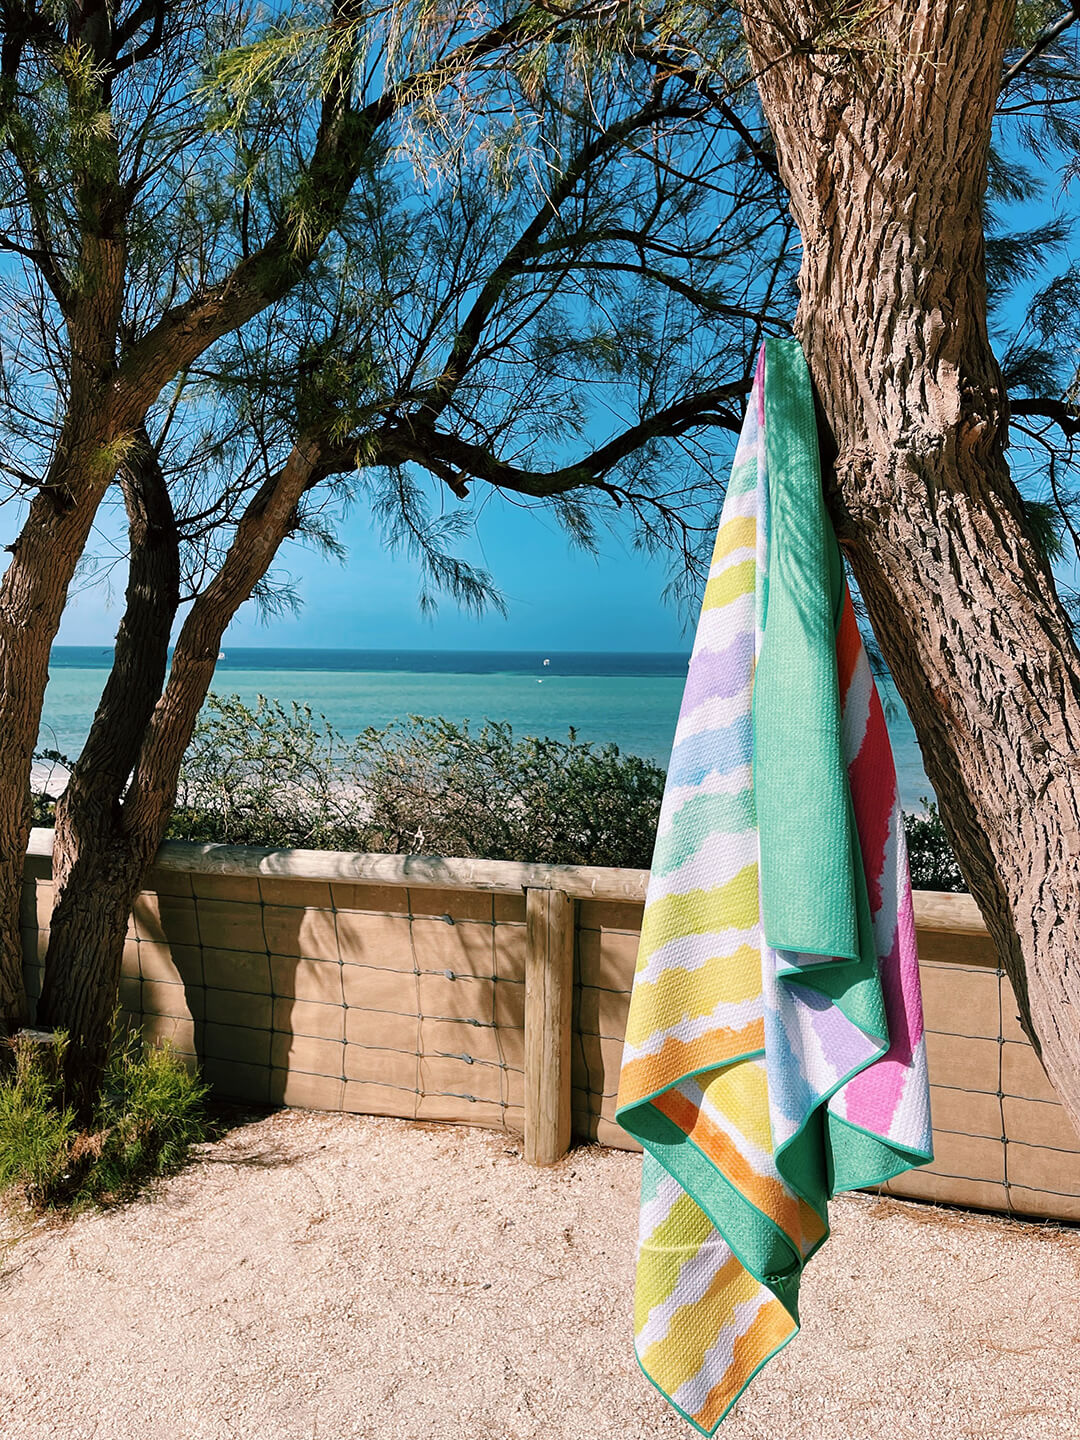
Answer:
654, 1086, 800, 1237
618, 1019, 765, 1109
692, 1296, 796, 1432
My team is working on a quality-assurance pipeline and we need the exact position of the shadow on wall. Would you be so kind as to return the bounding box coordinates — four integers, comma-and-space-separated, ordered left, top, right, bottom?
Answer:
20, 855, 639, 1149
25, 848, 1080, 1227
33, 866, 538, 1132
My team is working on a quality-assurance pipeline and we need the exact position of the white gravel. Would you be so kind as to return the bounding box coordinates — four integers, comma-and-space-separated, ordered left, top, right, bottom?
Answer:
1, 1108, 1077, 1440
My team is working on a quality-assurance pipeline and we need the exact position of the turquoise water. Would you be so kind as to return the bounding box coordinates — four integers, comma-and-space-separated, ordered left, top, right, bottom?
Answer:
38, 648, 934, 812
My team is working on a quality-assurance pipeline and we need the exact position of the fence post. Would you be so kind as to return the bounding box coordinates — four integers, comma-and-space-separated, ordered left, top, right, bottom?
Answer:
524, 886, 574, 1165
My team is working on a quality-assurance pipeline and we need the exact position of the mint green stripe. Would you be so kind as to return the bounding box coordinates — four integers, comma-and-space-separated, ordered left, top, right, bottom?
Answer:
753, 337, 858, 962
651, 790, 757, 877
726, 455, 758, 497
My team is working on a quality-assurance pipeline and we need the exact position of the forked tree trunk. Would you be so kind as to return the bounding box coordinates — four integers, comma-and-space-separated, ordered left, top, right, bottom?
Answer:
741, 2, 1080, 1126
37, 440, 321, 1111
0, 414, 127, 1038
36, 435, 181, 1114
0, 5, 383, 1044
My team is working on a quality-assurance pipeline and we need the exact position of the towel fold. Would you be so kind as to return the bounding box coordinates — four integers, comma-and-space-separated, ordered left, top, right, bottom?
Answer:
616, 337, 933, 1434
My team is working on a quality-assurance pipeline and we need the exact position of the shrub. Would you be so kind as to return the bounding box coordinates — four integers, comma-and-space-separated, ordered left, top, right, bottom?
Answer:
0, 1024, 211, 1213
171, 695, 668, 869
0, 1035, 76, 1207
171, 694, 968, 886
29, 748, 70, 827
904, 801, 965, 893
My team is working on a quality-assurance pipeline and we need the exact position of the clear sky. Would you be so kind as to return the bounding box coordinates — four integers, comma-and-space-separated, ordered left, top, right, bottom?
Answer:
10, 474, 714, 654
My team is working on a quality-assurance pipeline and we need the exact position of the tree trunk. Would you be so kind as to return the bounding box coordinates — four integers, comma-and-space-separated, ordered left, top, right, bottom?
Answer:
36, 439, 321, 1110
36, 433, 181, 1114
0, 8, 507, 1049
740, 2, 1080, 1126
0, 425, 122, 1036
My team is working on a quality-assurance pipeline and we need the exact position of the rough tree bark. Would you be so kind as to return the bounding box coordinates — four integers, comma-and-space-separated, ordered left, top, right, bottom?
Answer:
36, 439, 321, 1108
0, 268, 128, 1035
740, 1, 1080, 1126
0, 4, 514, 1040
35, 431, 181, 1112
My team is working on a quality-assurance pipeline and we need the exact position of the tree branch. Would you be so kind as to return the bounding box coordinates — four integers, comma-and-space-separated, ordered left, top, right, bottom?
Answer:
522, 257, 786, 322
63, 425, 180, 800
124, 435, 323, 843
1010, 394, 1080, 437
411, 95, 688, 425
1003, 5, 1080, 86
316, 383, 747, 498
111, 2, 167, 77
0, 9, 70, 308
634, 43, 781, 180
111, 17, 531, 427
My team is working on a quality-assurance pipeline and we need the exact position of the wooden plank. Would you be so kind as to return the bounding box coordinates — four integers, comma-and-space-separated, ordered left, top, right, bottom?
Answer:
913, 889, 987, 935
26, 829, 650, 901
524, 887, 574, 1166
26, 828, 989, 931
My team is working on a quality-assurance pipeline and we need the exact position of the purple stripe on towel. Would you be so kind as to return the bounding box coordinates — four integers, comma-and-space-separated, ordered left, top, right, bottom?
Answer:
680, 634, 755, 717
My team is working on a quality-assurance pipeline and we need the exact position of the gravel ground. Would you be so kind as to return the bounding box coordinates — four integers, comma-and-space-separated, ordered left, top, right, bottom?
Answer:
1, 1108, 1077, 1440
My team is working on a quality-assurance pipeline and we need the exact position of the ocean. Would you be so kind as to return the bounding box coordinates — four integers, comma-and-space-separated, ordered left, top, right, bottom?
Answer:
40, 646, 934, 812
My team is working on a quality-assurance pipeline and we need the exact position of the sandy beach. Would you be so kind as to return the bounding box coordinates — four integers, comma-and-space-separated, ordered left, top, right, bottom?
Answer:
0, 1107, 1076, 1440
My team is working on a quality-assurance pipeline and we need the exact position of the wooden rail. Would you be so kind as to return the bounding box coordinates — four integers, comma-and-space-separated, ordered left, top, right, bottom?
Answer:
25, 829, 990, 1164
26, 828, 648, 901
24, 830, 991, 928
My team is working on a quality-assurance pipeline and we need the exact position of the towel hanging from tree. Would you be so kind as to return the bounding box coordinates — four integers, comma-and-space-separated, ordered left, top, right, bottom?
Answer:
616, 337, 933, 1434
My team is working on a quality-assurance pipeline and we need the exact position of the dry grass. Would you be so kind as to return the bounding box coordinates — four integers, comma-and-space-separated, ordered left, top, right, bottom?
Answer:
1, 1108, 1078, 1440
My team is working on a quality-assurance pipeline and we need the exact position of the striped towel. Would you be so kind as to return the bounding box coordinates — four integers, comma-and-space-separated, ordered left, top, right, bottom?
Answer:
615, 337, 933, 1433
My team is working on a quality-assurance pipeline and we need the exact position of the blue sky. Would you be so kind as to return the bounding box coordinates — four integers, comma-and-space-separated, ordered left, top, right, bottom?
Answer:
22, 478, 711, 653
4, 95, 1075, 659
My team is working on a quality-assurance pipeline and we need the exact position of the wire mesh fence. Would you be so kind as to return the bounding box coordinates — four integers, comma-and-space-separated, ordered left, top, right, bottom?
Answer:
882, 929, 1080, 1221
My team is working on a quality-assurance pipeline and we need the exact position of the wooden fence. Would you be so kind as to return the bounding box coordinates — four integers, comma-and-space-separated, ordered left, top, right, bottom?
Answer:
21, 828, 1080, 1220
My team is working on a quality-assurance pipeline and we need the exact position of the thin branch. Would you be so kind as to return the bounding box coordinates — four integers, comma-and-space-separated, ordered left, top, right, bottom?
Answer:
317, 383, 747, 499
522, 257, 785, 322
1003, 5, 1080, 86
411, 95, 686, 425
112, 15, 535, 424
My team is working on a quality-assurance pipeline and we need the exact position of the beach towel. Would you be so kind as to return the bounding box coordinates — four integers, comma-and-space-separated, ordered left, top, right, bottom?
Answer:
615, 337, 933, 1434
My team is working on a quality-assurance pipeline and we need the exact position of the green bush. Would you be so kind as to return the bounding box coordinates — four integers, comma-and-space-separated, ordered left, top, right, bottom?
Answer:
29, 748, 70, 827
904, 801, 965, 893
170, 694, 968, 886
0, 1025, 211, 1213
0, 1036, 76, 1206
171, 695, 668, 869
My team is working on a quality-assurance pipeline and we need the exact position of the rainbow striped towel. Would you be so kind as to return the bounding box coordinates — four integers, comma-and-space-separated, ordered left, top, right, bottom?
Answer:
615, 338, 933, 1433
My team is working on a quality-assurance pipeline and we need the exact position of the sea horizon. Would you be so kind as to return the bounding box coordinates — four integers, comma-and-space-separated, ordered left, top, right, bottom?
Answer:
40, 643, 934, 810
49, 644, 693, 676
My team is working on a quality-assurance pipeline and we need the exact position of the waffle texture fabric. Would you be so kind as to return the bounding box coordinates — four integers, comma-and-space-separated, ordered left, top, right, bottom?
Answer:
615, 337, 934, 1434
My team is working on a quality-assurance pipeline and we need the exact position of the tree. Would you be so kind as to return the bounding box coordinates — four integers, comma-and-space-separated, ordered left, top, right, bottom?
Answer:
0, 0, 703, 1054
16, 0, 1080, 1136
9, 2, 789, 1106
737, 2, 1080, 1125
